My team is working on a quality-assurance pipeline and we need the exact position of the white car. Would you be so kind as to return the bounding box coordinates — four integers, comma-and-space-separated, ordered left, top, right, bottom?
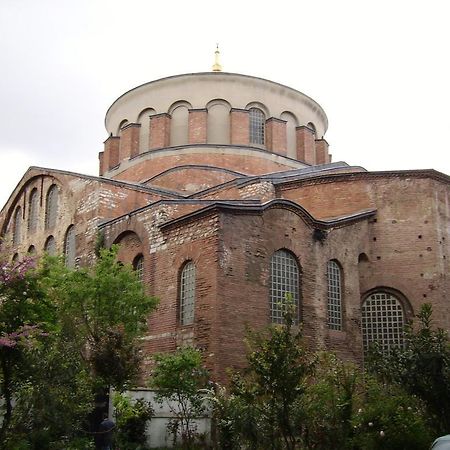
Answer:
431, 435, 450, 449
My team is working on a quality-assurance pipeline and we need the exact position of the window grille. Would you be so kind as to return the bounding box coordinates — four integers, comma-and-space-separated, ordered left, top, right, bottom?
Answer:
361, 292, 405, 355
249, 108, 265, 145
64, 225, 76, 268
45, 185, 59, 229
44, 236, 56, 256
133, 255, 144, 282
13, 207, 22, 245
327, 260, 342, 330
180, 261, 196, 325
269, 250, 300, 324
28, 188, 39, 232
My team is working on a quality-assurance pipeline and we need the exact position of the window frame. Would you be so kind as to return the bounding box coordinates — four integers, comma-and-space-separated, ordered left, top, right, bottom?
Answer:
327, 260, 343, 331
249, 107, 265, 145
45, 184, 59, 229
361, 290, 406, 355
179, 260, 196, 326
269, 249, 300, 324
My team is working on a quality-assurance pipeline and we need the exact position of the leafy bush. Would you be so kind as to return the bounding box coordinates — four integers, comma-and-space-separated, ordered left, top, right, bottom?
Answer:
113, 392, 154, 450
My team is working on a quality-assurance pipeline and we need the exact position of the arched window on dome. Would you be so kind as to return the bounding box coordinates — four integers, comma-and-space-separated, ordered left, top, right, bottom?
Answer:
133, 254, 144, 282
13, 206, 22, 245
45, 185, 59, 229
44, 235, 56, 256
28, 188, 39, 233
64, 225, 76, 268
179, 260, 196, 326
269, 249, 300, 324
249, 108, 265, 145
361, 290, 405, 355
307, 122, 316, 135
327, 260, 343, 330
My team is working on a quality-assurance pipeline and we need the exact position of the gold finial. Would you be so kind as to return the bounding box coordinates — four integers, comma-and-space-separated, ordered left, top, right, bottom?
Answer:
212, 44, 222, 72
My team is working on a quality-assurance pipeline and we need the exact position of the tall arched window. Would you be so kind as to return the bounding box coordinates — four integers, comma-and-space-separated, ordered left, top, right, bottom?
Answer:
28, 188, 39, 233
361, 291, 405, 355
180, 261, 196, 325
27, 245, 36, 255
249, 108, 265, 145
45, 185, 59, 229
133, 254, 144, 282
327, 260, 343, 330
44, 235, 56, 256
64, 225, 76, 268
13, 206, 22, 245
269, 250, 300, 324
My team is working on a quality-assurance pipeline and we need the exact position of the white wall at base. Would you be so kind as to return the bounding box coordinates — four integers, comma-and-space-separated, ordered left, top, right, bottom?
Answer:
118, 389, 211, 449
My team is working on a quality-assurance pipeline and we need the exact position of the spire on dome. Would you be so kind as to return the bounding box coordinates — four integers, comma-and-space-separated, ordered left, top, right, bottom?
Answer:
212, 44, 222, 72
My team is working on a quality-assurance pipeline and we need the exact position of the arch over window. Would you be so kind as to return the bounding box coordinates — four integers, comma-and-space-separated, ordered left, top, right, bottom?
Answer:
281, 111, 299, 158
170, 104, 189, 146
361, 290, 405, 355
206, 99, 231, 144
249, 108, 265, 145
269, 249, 300, 324
327, 260, 343, 330
13, 206, 22, 245
45, 185, 59, 229
133, 254, 144, 282
138, 108, 156, 154
28, 188, 39, 233
64, 225, 76, 268
179, 261, 196, 325
44, 235, 56, 256
307, 122, 316, 135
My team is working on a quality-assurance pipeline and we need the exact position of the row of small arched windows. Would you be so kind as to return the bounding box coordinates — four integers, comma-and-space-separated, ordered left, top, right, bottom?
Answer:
12, 184, 59, 245
13, 225, 76, 268
134, 249, 405, 354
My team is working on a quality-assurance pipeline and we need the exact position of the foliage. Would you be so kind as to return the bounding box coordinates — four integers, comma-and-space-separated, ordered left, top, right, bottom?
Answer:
208, 304, 434, 450
0, 247, 158, 448
38, 246, 158, 389
150, 347, 209, 449
210, 302, 313, 450
367, 303, 450, 435
113, 392, 154, 449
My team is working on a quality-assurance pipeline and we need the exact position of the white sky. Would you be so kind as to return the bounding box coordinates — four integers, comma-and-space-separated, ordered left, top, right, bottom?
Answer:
1, 0, 449, 209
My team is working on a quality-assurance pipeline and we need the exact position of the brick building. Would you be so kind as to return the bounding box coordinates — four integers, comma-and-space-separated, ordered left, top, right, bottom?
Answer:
1, 71, 449, 381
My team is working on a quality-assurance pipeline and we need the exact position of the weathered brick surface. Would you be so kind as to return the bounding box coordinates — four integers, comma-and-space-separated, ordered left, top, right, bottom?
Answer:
149, 113, 171, 149
120, 123, 141, 160
103, 135, 120, 172
296, 126, 316, 164
266, 118, 287, 156
230, 109, 250, 145
315, 139, 330, 164
188, 109, 207, 144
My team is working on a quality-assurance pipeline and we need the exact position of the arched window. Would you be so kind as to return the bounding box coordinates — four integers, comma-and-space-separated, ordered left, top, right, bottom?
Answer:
249, 108, 265, 145
45, 185, 59, 229
28, 188, 39, 233
180, 261, 196, 325
307, 122, 316, 135
27, 245, 36, 255
12, 253, 19, 263
44, 235, 56, 256
133, 254, 144, 282
64, 225, 76, 268
13, 206, 22, 245
269, 250, 300, 324
361, 291, 405, 355
327, 260, 343, 330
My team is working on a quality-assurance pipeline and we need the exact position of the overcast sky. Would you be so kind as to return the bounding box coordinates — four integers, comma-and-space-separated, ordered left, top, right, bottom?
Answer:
1, 0, 449, 208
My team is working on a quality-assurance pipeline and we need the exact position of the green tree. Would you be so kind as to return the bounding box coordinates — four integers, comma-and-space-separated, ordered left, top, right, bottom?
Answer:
367, 303, 450, 435
225, 303, 314, 450
39, 246, 158, 390
150, 347, 209, 449
0, 247, 158, 448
